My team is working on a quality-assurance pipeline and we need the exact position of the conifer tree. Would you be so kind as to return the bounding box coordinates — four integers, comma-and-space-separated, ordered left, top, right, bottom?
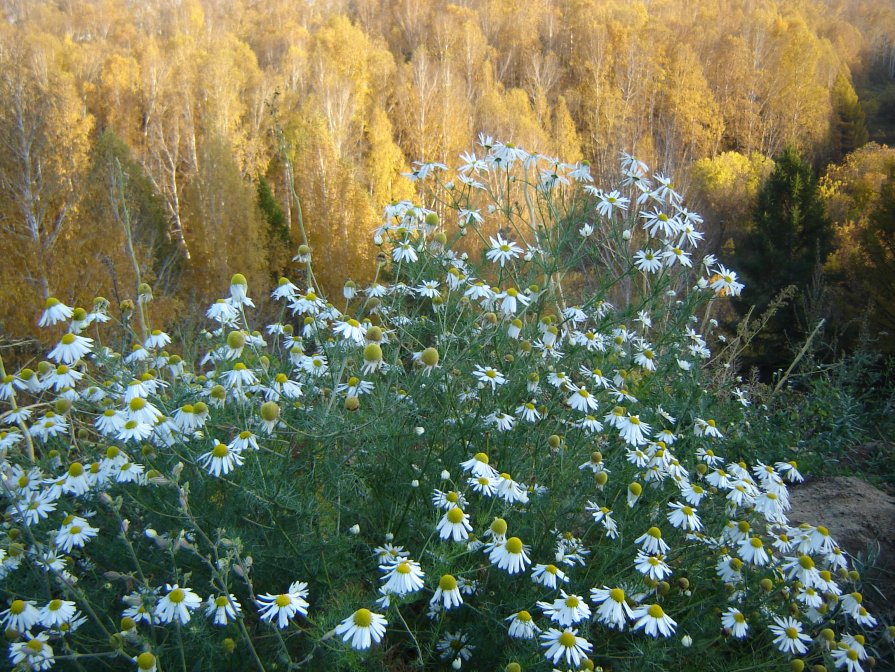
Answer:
734, 147, 833, 373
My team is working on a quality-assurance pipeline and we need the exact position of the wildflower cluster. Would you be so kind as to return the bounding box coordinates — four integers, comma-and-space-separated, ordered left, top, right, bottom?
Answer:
0, 138, 889, 671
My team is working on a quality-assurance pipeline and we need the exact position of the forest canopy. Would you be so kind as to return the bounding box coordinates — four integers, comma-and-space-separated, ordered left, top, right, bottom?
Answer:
0, 0, 893, 351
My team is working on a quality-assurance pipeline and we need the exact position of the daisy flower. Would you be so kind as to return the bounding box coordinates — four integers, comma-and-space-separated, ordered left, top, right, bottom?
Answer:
436, 631, 474, 662
198, 443, 245, 477
769, 616, 812, 655
495, 473, 529, 504
635, 527, 670, 555
472, 365, 506, 390
392, 240, 418, 263
431, 574, 463, 610
540, 627, 592, 667
256, 581, 310, 628
631, 603, 677, 637
486, 233, 523, 267
459, 453, 498, 479
55, 516, 99, 553
334, 608, 387, 650
738, 537, 771, 566
48, 333, 93, 365
590, 586, 634, 631
667, 502, 702, 531
154, 585, 202, 625
431, 489, 468, 510
721, 607, 749, 638
205, 594, 242, 626
489, 536, 531, 575
1, 599, 40, 632
506, 610, 540, 639
709, 264, 744, 297
38, 298, 73, 328
634, 552, 672, 581
436, 507, 473, 541
567, 385, 599, 412
9, 633, 54, 671
531, 563, 569, 589
538, 591, 591, 626
634, 249, 662, 273
831, 644, 865, 672
380, 559, 425, 596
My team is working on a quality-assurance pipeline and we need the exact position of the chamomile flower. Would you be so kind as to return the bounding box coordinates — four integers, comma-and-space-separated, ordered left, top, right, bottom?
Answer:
380, 559, 425, 596
459, 453, 498, 479
567, 385, 599, 412
486, 234, 523, 267
635, 527, 670, 555
198, 443, 244, 477
506, 610, 540, 639
590, 586, 634, 631
48, 333, 93, 365
540, 627, 592, 667
55, 516, 99, 553
489, 536, 531, 574
769, 616, 812, 655
431, 574, 463, 610
9, 633, 54, 671
709, 265, 744, 297
472, 365, 506, 390
2, 599, 40, 632
436, 507, 473, 542
154, 585, 202, 625
667, 501, 703, 531
205, 594, 242, 626
256, 581, 310, 628
38, 298, 73, 328
721, 607, 749, 638
538, 591, 591, 627
334, 608, 387, 650
632, 603, 677, 637
495, 473, 529, 504
531, 563, 569, 589
436, 630, 474, 662
634, 552, 672, 581
738, 537, 771, 566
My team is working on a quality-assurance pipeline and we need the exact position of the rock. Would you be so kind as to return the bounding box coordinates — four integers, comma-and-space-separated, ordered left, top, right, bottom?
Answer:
788, 476, 895, 612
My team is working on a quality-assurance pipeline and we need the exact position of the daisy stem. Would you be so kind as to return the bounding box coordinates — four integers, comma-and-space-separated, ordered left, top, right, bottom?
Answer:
394, 605, 425, 668
0, 352, 36, 462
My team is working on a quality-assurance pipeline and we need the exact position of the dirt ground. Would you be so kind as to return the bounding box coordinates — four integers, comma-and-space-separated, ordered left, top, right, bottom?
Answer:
787, 476, 895, 614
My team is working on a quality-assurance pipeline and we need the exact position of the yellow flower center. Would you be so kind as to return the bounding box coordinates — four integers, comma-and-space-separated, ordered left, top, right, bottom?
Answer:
648, 527, 662, 539
353, 608, 373, 627
505, 537, 523, 554
446, 508, 464, 524
750, 538, 763, 548
565, 595, 580, 608
137, 653, 156, 670
68, 462, 84, 477
517, 610, 531, 622
439, 575, 457, 591
396, 562, 411, 575
610, 588, 625, 603
168, 589, 185, 604
559, 631, 577, 647
275, 595, 291, 608
799, 555, 815, 570
10, 600, 25, 615
648, 604, 665, 618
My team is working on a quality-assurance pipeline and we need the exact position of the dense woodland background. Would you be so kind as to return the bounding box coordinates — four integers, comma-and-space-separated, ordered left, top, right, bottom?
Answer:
1, 0, 894, 369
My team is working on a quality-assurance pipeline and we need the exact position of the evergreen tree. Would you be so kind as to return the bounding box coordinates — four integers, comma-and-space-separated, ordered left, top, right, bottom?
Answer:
734, 147, 833, 373
855, 171, 895, 347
